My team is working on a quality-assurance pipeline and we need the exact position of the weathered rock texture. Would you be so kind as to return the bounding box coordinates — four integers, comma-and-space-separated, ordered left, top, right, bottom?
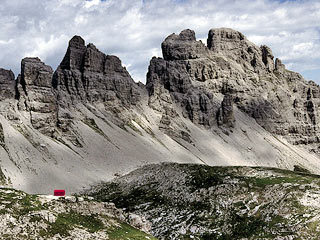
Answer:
0, 68, 15, 100
53, 35, 140, 107
147, 27, 320, 147
51, 36, 141, 136
217, 94, 235, 128
162, 29, 208, 60
17, 58, 57, 136
13, 37, 141, 141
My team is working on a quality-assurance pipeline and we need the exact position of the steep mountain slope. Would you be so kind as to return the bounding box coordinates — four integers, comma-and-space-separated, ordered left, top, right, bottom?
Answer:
0, 187, 155, 239
0, 28, 319, 193
86, 163, 320, 239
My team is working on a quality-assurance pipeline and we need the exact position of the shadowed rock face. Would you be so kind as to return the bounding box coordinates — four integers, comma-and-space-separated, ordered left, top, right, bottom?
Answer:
217, 94, 235, 128
0, 68, 15, 100
5, 29, 319, 148
60, 35, 87, 71
1, 29, 320, 147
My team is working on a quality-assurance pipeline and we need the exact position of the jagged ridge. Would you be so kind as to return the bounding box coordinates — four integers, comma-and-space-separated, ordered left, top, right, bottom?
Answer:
0, 28, 319, 194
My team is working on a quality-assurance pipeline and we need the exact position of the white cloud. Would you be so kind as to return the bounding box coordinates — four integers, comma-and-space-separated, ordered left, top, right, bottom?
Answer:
25, 35, 69, 62
0, 0, 320, 83
84, 0, 100, 8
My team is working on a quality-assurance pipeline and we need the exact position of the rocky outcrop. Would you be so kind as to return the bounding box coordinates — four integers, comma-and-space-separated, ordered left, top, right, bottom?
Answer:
60, 35, 87, 71
53, 36, 140, 107
0, 68, 15, 100
52, 36, 141, 134
183, 90, 215, 127
147, 29, 232, 138
162, 29, 208, 60
207, 28, 273, 74
275, 58, 285, 72
1, 28, 320, 197
1, 29, 319, 149
261, 45, 275, 72
17, 58, 57, 136
11, 36, 142, 140
12, 29, 317, 150
217, 94, 235, 128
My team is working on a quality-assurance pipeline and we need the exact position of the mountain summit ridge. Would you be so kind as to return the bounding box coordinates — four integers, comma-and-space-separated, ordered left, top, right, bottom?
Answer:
147, 27, 320, 146
0, 28, 319, 193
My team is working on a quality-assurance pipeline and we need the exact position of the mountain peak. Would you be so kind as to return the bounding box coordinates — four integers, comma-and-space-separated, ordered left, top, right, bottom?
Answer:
176, 29, 197, 41
69, 35, 85, 48
207, 27, 245, 50
0, 67, 15, 100
59, 35, 86, 70
161, 29, 207, 61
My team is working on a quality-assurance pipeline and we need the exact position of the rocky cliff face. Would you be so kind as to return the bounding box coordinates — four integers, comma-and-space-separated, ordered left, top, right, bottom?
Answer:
147, 27, 320, 148
53, 35, 140, 108
17, 58, 57, 136
0, 28, 319, 194
2, 29, 320, 239
0, 68, 15, 100
13, 36, 141, 142
50, 36, 142, 142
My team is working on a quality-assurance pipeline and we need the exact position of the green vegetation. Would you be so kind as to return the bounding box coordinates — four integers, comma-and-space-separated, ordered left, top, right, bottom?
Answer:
17, 194, 44, 215
0, 189, 44, 216
108, 222, 157, 240
43, 210, 104, 237
0, 187, 157, 239
226, 213, 267, 238
96, 184, 168, 211
188, 165, 224, 189
186, 164, 316, 190
252, 175, 312, 188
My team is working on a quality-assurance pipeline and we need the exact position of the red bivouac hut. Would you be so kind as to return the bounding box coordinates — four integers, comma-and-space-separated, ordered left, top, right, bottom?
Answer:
54, 189, 65, 196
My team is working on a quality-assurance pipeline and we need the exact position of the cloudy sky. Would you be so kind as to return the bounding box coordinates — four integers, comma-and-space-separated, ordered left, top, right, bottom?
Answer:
0, 0, 319, 83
